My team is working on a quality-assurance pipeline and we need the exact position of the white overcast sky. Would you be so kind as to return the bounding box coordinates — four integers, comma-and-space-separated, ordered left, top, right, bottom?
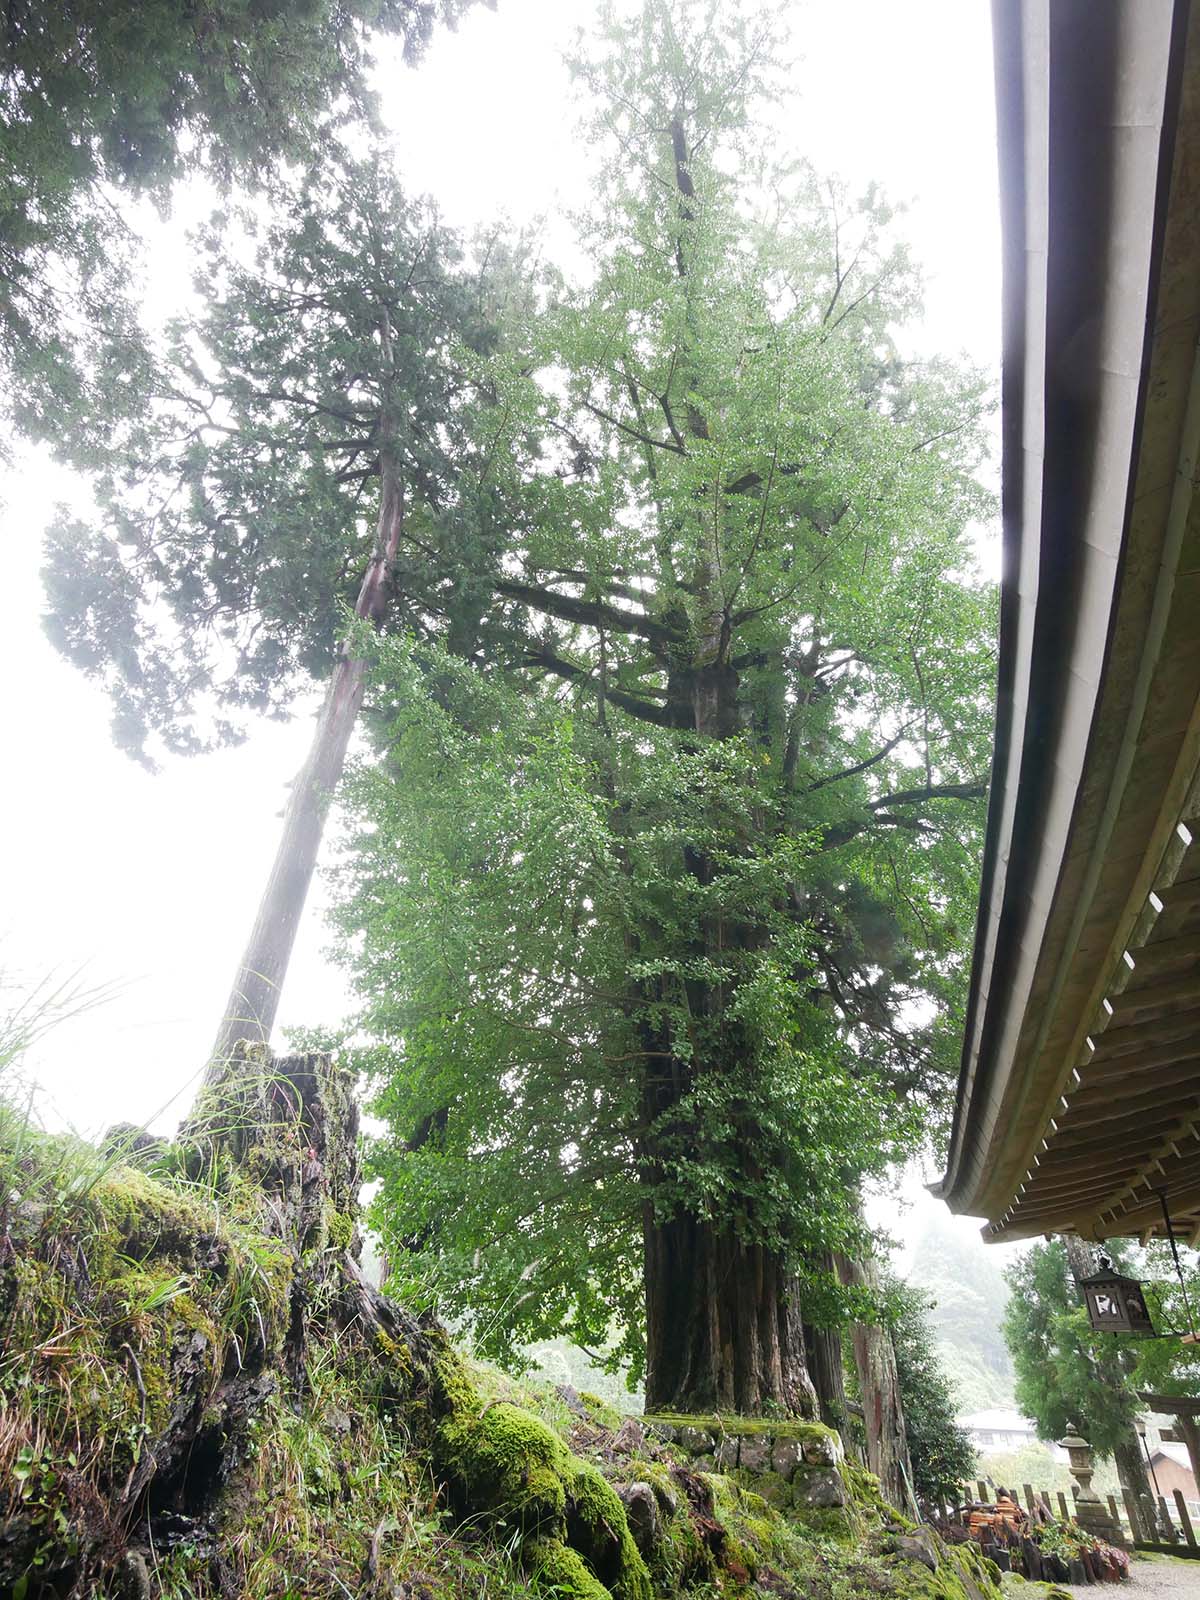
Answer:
0, 0, 1008, 1259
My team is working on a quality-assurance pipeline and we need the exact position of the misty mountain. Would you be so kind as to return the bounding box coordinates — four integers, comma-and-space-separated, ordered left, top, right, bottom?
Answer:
904, 1212, 1017, 1415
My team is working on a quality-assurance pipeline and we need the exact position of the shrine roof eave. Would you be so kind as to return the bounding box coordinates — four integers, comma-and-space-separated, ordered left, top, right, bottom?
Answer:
933, 0, 1200, 1245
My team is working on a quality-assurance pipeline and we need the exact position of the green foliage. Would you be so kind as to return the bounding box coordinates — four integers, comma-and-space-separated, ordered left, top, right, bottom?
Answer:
1003, 1240, 1200, 1460
340, 646, 899, 1378
885, 1278, 977, 1502
43, 145, 523, 760
36, 0, 997, 1412
0, 0, 481, 448
330, 0, 995, 1381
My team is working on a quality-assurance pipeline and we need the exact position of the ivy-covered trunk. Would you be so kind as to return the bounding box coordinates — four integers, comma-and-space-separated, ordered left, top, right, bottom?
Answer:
642, 1206, 817, 1417
837, 1253, 913, 1512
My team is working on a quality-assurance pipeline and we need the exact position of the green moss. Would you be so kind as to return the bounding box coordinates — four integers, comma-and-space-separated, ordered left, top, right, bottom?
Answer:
869, 1528, 1008, 1600
787, 1504, 858, 1543
577, 1390, 624, 1430
326, 1205, 355, 1250
92, 1163, 213, 1236
845, 1461, 912, 1530
568, 1464, 652, 1599
742, 1467, 790, 1507
704, 1473, 780, 1575
526, 1538, 613, 1599
644, 1412, 841, 1442
999, 1576, 1071, 1600
444, 1398, 570, 1526
433, 1352, 651, 1600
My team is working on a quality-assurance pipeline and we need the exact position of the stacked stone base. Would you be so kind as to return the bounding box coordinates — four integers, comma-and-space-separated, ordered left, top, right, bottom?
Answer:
644, 1416, 850, 1515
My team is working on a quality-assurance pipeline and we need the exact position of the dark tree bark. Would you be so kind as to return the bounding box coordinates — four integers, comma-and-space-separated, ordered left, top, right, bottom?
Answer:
806, 1251, 856, 1455
642, 1208, 817, 1417
836, 1252, 913, 1512
636, 649, 821, 1419
807, 1320, 851, 1439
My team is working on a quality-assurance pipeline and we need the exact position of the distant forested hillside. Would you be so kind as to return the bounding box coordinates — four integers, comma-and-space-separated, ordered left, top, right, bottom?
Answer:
905, 1213, 1016, 1414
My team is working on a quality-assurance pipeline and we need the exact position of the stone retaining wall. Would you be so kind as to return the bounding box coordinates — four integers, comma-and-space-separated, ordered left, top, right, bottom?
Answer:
643, 1416, 850, 1515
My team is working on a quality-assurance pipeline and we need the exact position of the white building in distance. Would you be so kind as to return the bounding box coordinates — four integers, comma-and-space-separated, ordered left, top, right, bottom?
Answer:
959, 1409, 1066, 1460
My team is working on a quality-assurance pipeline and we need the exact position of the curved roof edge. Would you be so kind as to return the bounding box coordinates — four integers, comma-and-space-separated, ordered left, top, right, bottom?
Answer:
934, 0, 1198, 1232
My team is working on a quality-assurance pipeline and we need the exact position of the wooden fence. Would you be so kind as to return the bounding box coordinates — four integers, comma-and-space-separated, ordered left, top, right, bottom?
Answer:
920, 1477, 1200, 1554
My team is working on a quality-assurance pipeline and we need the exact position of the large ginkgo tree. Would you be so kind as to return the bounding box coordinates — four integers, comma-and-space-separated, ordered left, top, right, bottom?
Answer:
331, 0, 996, 1423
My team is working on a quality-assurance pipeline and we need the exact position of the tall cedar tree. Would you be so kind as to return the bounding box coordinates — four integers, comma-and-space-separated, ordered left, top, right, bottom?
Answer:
1, 0, 481, 450
331, 0, 996, 1417
44, 148, 526, 1056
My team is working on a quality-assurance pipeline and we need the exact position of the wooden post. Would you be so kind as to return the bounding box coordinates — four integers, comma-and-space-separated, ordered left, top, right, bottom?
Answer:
1107, 1494, 1120, 1526
1180, 1416, 1200, 1504
1173, 1489, 1196, 1548
977, 1479, 989, 1502
1121, 1488, 1142, 1544
1023, 1483, 1036, 1515
1159, 1494, 1178, 1540
1057, 1491, 1071, 1522
1141, 1493, 1158, 1541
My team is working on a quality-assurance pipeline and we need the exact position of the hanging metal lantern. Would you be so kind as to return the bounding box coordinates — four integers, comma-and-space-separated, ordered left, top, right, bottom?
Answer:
1079, 1256, 1156, 1336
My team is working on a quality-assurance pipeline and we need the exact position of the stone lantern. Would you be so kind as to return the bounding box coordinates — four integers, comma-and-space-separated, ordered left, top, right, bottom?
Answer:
1058, 1423, 1126, 1546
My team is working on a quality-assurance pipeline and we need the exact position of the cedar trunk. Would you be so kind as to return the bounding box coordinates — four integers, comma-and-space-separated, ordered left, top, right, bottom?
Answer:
642, 1206, 817, 1417
807, 1320, 852, 1443
837, 1252, 914, 1512
806, 1250, 856, 1455
208, 428, 404, 1075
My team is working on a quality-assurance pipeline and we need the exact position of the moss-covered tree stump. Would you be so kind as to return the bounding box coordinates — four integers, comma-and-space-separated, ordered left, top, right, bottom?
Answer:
0, 1051, 1005, 1600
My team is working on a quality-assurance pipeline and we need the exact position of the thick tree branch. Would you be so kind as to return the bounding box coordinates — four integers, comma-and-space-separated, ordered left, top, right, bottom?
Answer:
581, 398, 684, 456
799, 730, 908, 796
818, 779, 987, 852
866, 780, 986, 811
495, 578, 681, 649
522, 643, 676, 727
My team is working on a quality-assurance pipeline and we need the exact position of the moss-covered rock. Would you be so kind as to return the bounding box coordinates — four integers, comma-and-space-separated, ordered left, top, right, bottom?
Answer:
1000, 1573, 1073, 1600
432, 1351, 652, 1600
